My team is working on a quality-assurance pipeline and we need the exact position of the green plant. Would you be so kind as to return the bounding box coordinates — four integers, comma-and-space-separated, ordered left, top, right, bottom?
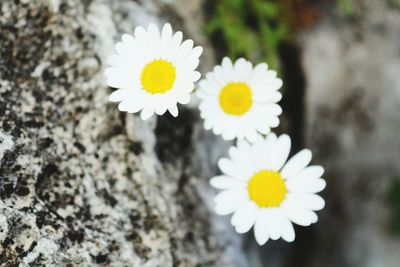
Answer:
385, 178, 400, 235
205, 0, 290, 71
337, 0, 354, 16
391, 0, 400, 8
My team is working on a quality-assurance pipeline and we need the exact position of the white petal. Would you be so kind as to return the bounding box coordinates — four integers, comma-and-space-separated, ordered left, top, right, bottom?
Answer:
206, 72, 224, 87
175, 39, 194, 62
255, 104, 282, 116
234, 58, 246, 71
115, 42, 128, 57
107, 55, 123, 67
286, 165, 324, 180
254, 119, 271, 135
214, 189, 244, 203
269, 116, 280, 128
214, 189, 247, 215
218, 158, 246, 180
254, 211, 269, 245
118, 100, 129, 112
155, 104, 168, 115
261, 133, 278, 169
109, 89, 130, 102
106, 76, 133, 89
269, 134, 291, 171
122, 33, 135, 46
147, 23, 160, 41
168, 105, 179, 117
104, 66, 132, 79
244, 128, 259, 144
270, 78, 283, 90
118, 98, 143, 113
171, 31, 183, 46
235, 217, 256, 234
215, 202, 241, 216
281, 149, 312, 179
192, 71, 201, 82
253, 89, 281, 103
228, 146, 255, 178
271, 91, 282, 102
140, 108, 154, 120
265, 209, 282, 240
231, 201, 258, 226
134, 25, 146, 39
176, 92, 191, 104
250, 134, 269, 169
234, 205, 259, 234
234, 58, 252, 80
249, 63, 268, 84
212, 122, 224, 135
161, 23, 173, 40
199, 97, 218, 111
181, 57, 200, 71
286, 177, 326, 194
280, 217, 295, 242
191, 46, 203, 59
285, 193, 325, 211
221, 127, 238, 141
210, 175, 246, 189
282, 203, 318, 226
203, 118, 214, 130
222, 57, 233, 69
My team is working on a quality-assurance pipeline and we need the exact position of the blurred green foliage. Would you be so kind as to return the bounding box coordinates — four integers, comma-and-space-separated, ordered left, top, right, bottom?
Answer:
204, 0, 290, 70
204, 0, 365, 71
385, 178, 400, 235
337, 0, 354, 16
391, 0, 400, 8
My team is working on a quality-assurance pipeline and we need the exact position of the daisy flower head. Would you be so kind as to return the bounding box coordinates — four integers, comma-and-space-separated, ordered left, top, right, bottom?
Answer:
105, 23, 203, 120
197, 57, 283, 143
210, 133, 326, 245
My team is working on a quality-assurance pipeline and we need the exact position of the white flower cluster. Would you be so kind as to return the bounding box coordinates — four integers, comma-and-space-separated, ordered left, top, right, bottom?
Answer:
106, 23, 325, 245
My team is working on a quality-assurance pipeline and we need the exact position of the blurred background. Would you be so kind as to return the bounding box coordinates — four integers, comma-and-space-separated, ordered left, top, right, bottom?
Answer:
204, 1, 400, 266
1, 0, 400, 266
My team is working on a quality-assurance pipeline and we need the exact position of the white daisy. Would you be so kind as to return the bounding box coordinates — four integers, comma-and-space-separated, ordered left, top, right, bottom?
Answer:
210, 133, 326, 245
105, 23, 203, 120
197, 57, 283, 143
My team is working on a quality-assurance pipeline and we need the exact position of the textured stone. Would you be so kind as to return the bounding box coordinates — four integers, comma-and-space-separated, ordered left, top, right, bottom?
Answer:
3, 0, 400, 266
0, 0, 238, 266
300, 0, 400, 266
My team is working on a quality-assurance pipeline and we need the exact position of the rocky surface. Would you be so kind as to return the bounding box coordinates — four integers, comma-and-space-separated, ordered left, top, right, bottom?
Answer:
0, 0, 239, 266
2, 0, 400, 266
300, 0, 400, 266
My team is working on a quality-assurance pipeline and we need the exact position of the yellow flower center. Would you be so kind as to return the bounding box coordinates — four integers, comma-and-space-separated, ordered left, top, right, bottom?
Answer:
140, 59, 176, 94
219, 82, 253, 115
247, 170, 287, 207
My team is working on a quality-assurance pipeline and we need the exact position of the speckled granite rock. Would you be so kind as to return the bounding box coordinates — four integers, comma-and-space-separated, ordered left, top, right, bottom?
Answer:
4, 0, 400, 266
0, 0, 244, 266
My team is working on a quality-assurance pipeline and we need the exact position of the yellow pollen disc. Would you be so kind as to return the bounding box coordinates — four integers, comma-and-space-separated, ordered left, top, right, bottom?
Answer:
140, 59, 176, 94
219, 82, 253, 115
247, 170, 287, 207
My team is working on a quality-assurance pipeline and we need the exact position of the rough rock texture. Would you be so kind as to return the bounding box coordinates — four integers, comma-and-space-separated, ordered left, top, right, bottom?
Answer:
0, 0, 240, 266
2, 0, 400, 266
300, 0, 400, 266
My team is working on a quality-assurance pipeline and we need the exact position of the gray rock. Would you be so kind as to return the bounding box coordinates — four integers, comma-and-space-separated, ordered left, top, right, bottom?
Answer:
300, 0, 400, 266
3, 0, 400, 266
0, 0, 244, 266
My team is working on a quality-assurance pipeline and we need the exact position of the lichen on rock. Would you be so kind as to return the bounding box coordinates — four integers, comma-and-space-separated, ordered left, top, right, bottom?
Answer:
0, 0, 231, 266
